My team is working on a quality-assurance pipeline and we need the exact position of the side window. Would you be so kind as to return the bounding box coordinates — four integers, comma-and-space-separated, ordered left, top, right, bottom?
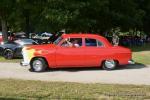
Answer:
85, 38, 103, 47
97, 41, 103, 47
61, 38, 82, 47
85, 38, 97, 46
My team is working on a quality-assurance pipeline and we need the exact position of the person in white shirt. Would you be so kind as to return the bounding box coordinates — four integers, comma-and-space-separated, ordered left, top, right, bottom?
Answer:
72, 40, 80, 47
63, 39, 80, 47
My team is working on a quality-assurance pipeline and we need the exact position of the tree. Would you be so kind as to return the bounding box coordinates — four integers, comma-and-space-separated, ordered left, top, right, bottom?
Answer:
1, 0, 149, 36
0, 0, 15, 42
137, 0, 150, 34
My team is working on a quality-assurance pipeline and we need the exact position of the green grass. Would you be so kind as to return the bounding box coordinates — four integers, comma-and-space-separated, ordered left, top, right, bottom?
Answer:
133, 52, 150, 64
0, 57, 20, 63
130, 43, 150, 65
0, 79, 150, 100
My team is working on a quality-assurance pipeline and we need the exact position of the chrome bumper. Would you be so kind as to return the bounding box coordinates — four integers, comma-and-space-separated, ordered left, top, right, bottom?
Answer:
20, 47, 30, 66
20, 61, 29, 66
128, 60, 135, 64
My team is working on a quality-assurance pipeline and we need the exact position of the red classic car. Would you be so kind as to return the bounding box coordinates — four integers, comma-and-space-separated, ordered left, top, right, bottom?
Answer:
21, 34, 134, 72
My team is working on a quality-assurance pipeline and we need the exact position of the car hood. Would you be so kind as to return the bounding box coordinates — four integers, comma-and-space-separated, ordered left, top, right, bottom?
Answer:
22, 44, 56, 59
25, 44, 56, 50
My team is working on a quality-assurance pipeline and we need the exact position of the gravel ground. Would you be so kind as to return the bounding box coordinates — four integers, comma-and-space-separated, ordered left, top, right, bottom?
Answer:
0, 62, 150, 85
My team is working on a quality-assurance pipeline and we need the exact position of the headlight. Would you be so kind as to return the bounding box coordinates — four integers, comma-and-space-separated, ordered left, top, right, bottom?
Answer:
1, 42, 4, 45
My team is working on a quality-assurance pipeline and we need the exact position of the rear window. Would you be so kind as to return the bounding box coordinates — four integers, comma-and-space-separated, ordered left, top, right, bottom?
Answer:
85, 38, 97, 46
85, 38, 103, 47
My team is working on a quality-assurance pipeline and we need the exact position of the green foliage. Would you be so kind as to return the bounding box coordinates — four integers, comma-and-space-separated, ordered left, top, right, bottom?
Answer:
1, 0, 150, 33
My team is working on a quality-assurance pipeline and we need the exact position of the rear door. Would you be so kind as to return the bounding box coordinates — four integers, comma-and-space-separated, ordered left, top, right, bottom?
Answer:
84, 38, 106, 67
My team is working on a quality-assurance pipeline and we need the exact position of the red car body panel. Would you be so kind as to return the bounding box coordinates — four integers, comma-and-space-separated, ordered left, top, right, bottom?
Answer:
22, 34, 132, 68
0, 35, 3, 44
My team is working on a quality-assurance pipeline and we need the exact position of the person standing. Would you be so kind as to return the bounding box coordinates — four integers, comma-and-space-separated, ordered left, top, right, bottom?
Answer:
112, 33, 120, 46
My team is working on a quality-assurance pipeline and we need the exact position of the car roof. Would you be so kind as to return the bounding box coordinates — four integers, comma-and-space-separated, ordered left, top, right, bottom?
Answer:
62, 33, 104, 38
62, 33, 112, 47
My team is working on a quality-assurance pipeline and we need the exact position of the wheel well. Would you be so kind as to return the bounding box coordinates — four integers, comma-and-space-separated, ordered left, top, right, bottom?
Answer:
115, 60, 119, 66
3, 48, 14, 54
30, 57, 49, 67
4, 48, 12, 51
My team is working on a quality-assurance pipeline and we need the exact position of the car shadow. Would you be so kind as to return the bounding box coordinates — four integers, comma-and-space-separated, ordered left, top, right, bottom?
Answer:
116, 63, 147, 70
49, 67, 101, 72
43, 63, 147, 72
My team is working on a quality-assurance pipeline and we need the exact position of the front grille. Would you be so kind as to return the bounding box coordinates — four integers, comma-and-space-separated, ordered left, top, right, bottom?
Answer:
15, 47, 22, 57
16, 48, 22, 53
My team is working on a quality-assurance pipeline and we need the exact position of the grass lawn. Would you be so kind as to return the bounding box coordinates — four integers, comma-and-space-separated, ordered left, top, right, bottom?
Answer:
0, 79, 150, 100
131, 43, 150, 65
0, 57, 20, 63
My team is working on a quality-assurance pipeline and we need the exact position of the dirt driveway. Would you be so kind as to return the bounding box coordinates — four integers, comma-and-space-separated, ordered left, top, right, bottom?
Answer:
0, 62, 150, 85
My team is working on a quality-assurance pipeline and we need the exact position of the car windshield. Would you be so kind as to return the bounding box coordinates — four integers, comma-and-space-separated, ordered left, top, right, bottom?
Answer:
53, 36, 63, 45
14, 39, 38, 45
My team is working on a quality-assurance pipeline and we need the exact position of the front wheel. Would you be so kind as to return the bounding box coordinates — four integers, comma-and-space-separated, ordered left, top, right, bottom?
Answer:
102, 60, 117, 70
3, 49, 14, 59
30, 58, 47, 72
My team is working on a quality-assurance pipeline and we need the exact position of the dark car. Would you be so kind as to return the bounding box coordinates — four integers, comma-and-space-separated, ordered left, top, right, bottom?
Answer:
29, 32, 64, 44
0, 39, 38, 59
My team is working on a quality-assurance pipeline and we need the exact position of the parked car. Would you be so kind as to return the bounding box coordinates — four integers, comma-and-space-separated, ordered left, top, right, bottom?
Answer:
0, 31, 25, 45
21, 34, 134, 72
29, 32, 64, 44
47, 32, 64, 43
41, 32, 52, 39
0, 39, 38, 59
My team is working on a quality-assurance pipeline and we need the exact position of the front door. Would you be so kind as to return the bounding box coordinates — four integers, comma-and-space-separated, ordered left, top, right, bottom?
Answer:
56, 38, 85, 67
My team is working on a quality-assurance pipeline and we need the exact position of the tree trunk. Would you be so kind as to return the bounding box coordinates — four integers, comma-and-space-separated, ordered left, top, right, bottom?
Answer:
25, 14, 30, 38
23, 8, 30, 38
1, 18, 8, 42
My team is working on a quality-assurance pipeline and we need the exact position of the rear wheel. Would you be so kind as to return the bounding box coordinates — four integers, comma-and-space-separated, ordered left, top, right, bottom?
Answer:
3, 49, 14, 59
102, 60, 117, 70
30, 58, 47, 72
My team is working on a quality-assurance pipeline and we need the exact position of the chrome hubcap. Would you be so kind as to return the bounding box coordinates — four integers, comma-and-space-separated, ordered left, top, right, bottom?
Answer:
5, 51, 13, 59
105, 60, 115, 69
32, 60, 43, 71
7, 52, 13, 57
